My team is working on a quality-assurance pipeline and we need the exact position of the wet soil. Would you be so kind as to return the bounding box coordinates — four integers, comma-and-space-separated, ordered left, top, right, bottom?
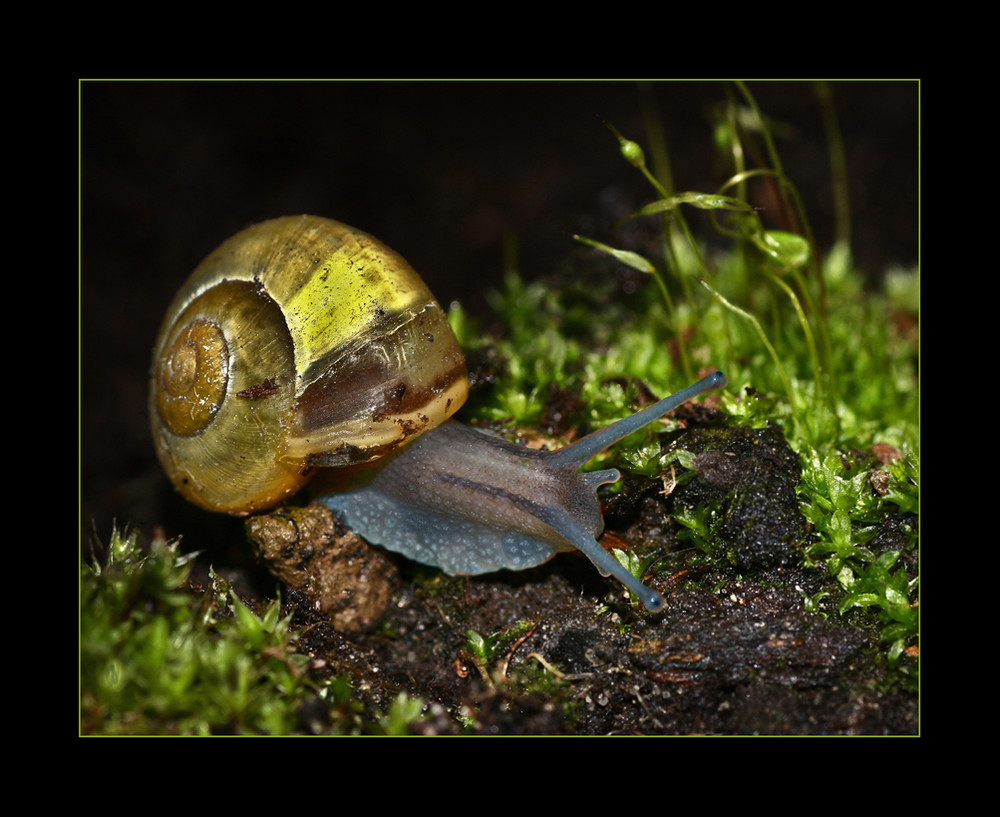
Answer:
245, 416, 917, 735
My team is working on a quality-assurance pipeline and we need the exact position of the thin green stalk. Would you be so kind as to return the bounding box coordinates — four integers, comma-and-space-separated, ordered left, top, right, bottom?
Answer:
762, 270, 832, 438
734, 82, 826, 305
699, 277, 801, 435
735, 81, 793, 222
723, 86, 749, 200
714, 166, 838, 403
604, 118, 699, 378
814, 81, 850, 249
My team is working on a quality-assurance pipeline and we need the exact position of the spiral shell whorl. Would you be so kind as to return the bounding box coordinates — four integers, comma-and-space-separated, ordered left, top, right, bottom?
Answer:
151, 278, 302, 514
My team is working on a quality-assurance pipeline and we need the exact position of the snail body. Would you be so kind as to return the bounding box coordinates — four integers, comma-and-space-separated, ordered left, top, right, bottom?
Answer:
151, 216, 726, 611
320, 371, 725, 612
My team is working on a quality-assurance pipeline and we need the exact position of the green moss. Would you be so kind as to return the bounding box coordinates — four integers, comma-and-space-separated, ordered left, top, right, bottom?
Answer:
80, 528, 427, 735
459, 619, 578, 730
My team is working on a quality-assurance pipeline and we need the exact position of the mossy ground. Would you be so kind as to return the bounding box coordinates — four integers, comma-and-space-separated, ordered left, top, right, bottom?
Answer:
82, 255, 917, 735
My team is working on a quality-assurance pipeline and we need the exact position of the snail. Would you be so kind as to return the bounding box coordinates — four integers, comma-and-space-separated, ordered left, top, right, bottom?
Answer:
150, 215, 726, 612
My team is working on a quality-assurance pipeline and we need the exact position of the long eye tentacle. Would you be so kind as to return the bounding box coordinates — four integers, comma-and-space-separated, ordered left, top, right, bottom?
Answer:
550, 370, 727, 469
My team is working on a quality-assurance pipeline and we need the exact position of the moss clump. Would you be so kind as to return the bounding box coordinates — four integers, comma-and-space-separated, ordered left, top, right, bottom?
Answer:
80, 527, 424, 735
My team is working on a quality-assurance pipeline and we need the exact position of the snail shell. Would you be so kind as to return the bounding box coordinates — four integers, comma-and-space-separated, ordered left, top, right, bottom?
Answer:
149, 215, 469, 515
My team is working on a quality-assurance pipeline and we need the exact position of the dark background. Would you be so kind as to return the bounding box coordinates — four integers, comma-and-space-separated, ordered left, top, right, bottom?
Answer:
80, 80, 918, 554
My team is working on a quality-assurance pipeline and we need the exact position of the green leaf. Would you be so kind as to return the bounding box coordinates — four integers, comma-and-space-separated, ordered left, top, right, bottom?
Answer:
756, 230, 810, 269
634, 191, 754, 217
573, 234, 657, 274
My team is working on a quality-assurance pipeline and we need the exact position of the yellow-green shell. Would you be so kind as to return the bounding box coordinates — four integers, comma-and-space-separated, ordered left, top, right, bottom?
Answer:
150, 215, 469, 515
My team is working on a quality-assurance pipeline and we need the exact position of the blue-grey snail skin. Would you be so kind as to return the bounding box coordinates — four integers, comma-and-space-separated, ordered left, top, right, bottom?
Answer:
320, 370, 727, 613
